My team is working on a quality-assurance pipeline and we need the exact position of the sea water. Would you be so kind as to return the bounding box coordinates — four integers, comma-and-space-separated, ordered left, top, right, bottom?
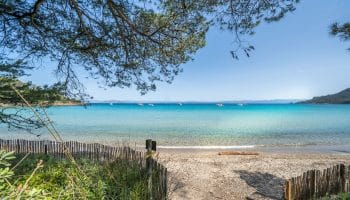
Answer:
1, 103, 350, 147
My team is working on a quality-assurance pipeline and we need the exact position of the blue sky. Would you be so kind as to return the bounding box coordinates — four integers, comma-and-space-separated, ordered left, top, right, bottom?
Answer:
25, 0, 350, 101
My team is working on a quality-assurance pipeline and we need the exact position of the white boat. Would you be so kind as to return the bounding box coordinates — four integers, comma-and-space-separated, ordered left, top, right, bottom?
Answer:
237, 103, 244, 106
109, 102, 113, 106
148, 104, 154, 106
216, 103, 224, 107
178, 103, 183, 106
138, 103, 144, 106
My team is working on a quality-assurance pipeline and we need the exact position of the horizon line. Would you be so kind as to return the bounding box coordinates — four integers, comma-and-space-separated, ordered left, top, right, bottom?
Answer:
89, 98, 306, 103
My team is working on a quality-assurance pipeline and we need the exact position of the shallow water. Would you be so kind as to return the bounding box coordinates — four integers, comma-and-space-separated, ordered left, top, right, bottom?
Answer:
1, 103, 350, 147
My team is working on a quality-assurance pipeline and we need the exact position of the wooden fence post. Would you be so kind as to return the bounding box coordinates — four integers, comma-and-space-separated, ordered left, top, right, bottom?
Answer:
43, 140, 48, 155
284, 180, 289, 200
151, 141, 156, 151
16, 139, 20, 153
146, 139, 154, 200
340, 164, 346, 192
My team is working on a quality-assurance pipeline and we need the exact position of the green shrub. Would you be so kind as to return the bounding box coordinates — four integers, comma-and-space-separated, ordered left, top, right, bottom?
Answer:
320, 193, 350, 200
2, 152, 153, 199
0, 150, 48, 199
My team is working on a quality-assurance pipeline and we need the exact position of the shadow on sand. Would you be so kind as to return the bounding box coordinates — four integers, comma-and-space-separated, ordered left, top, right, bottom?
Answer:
167, 171, 188, 199
235, 170, 284, 200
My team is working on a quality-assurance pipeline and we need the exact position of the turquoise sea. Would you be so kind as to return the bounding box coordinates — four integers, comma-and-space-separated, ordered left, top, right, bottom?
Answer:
1, 103, 350, 148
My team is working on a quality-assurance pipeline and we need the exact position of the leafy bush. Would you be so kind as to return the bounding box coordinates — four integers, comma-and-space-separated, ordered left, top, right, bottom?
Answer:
1, 152, 152, 199
321, 193, 350, 200
0, 150, 48, 199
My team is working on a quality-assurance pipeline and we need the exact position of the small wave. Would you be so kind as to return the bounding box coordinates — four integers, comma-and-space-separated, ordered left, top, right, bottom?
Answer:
157, 145, 256, 149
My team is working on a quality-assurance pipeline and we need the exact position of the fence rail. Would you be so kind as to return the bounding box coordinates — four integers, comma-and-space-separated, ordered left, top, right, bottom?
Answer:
0, 138, 167, 200
0, 139, 143, 161
284, 164, 350, 200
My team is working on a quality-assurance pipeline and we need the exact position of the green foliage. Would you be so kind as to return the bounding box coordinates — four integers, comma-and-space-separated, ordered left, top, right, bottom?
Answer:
331, 23, 350, 41
320, 192, 350, 200
330, 22, 350, 51
0, 151, 16, 189
0, 150, 16, 166
0, 60, 32, 78
340, 193, 350, 200
0, 77, 67, 106
0, 0, 299, 95
0, 150, 48, 199
0, 151, 155, 199
0, 77, 74, 132
0, 75, 84, 133
7, 153, 154, 199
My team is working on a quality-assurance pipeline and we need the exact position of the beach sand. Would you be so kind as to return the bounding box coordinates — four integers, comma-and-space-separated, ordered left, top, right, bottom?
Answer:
157, 148, 350, 200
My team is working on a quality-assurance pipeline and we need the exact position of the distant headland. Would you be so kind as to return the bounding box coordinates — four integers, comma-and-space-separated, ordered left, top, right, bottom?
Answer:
299, 88, 350, 104
0, 78, 83, 107
0, 100, 83, 107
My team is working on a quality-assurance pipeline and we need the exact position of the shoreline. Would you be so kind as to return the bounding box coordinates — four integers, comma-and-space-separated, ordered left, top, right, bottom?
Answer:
1, 136, 350, 154
155, 144, 350, 160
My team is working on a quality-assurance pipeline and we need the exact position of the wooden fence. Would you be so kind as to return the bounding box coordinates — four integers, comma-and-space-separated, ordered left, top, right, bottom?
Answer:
0, 138, 167, 200
284, 164, 350, 200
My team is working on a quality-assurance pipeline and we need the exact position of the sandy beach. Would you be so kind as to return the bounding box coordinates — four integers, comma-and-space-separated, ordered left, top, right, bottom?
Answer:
157, 147, 350, 200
